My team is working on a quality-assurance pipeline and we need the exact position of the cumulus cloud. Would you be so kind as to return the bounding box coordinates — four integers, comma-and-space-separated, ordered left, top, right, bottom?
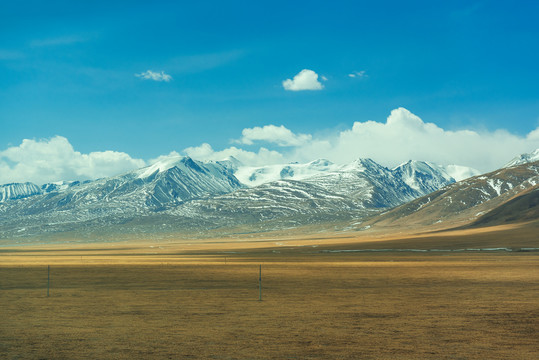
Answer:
282, 69, 324, 91
527, 127, 539, 141
183, 143, 284, 166
185, 143, 285, 166
3, 109, 538, 185
148, 151, 182, 165
235, 125, 312, 147
348, 70, 367, 78
135, 70, 172, 82
0, 136, 146, 185
183, 108, 539, 173
291, 108, 539, 172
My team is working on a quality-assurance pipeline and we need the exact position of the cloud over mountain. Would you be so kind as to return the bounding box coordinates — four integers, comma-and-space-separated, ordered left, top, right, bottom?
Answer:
310, 107, 539, 171
0, 136, 145, 185
184, 108, 539, 172
183, 143, 284, 166
236, 125, 312, 146
2, 109, 538, 185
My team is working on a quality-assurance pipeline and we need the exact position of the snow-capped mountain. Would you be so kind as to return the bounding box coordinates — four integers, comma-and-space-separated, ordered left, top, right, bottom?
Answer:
392, 160, 453, 194
166, 179, 377, 230
301, 158, 420, 208
0, 181, 95, 203
0, 182, 42, 202
0, 156, 244, 238
40, 181, 89, 194
234, 159, 339, 187
233, 157, 469, 199
131, 156, 243, 207
504, 148, 539, 168
367, 160, 539, 230
0, 154, 494, 241
144, 158, 458, 232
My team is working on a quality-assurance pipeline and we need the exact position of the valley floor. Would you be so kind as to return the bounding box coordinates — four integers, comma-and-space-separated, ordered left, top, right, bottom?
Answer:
0, 222, 539, 359
2, 228, 539, 359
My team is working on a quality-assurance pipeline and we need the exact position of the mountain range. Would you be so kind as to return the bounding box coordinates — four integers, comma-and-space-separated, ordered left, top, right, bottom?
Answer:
362, 159, 539, 231
0, 150, 537, 243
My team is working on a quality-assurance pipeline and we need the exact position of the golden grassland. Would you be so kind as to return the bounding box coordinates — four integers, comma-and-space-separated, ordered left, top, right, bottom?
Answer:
1, 226, 538, 359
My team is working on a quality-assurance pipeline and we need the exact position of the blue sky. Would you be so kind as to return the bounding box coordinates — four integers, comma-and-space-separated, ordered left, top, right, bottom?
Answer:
1, 0, 539, 184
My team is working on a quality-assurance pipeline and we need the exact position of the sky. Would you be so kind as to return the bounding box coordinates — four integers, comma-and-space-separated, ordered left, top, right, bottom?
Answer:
1, 0, 539, 184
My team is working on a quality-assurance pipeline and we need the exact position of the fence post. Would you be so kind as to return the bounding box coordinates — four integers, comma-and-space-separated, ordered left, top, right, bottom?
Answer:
47, 265, 50, 297
258, 264, 262, 301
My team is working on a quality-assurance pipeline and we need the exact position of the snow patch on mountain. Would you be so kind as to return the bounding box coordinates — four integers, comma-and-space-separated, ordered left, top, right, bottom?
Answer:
487, 179, 503, 196
216, 156, 242, 172
3, 150, 536, 241
504, 148, 539, 168
302, 158, 422, 208
137, 156, 197, 178
392, 160, 454, 193
234, 159, 339, 187
41, 181, 87, 193
0, 182, 42, 202
234, 157, 478, 191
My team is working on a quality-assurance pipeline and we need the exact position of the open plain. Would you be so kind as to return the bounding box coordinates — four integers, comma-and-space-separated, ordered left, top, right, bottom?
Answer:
1, 226, 538, 359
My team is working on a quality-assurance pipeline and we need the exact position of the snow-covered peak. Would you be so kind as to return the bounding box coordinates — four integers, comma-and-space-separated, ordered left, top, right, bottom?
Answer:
393, 160, 442, 174
0, 180, 87, 203
392, 160, 454, 193
136, 156, 196, 178
342, 158, 380, 171
215, 156, 242, 172
0, 182, 42, 202
234, 159, 340, 187
342, 158, 386, 173
504, 148, 539, 168
41, 180, 82, 193
393, 160, 480, 183
307, 158, 334, 168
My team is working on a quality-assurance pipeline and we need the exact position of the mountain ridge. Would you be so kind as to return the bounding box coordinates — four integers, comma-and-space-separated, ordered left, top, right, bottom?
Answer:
363, 160, 539, 232
1, 150, 538, 243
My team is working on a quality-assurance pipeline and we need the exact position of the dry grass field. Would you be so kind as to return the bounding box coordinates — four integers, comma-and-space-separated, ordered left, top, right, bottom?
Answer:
1, 228, 538, 359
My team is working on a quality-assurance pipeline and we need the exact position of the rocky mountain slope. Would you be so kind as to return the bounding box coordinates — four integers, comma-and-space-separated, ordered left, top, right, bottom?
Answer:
363, 160, 539, 231
1, 150, 537, 242
0, 182, 43, 202
504, 148, 539, 168
467, 185, 538, 227
107, 158, 461, 235
0, 156, 243, 239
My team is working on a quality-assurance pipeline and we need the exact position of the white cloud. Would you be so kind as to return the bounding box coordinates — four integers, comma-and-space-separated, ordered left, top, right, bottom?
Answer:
282, 69, 324, 91
527, 127, 539, 141
0, 136, 146, 185
184, 108, 539, 173
235, 125, 312, 147
135, 70, 172, 82
291, 108, 539, 172
3, 109, 538, 186
348, 70, 367, 78
148, 151, 182, 165
183, 143, 284, 166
